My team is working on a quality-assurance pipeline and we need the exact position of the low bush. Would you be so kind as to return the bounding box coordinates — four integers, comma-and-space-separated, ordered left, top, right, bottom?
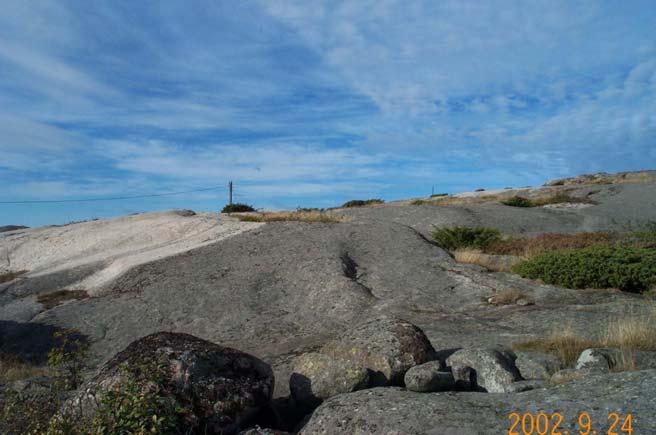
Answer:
501, 196, 533, 207
432, 226, 501, 251
512, 245, 656, 292
631, 221, 656, 246
221, 203, 255, 213
341, 199, 384, 208
430, 193, 448, 198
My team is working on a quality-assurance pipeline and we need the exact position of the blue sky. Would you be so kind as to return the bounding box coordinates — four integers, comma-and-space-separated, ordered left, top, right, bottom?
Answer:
1, 1, 655, 226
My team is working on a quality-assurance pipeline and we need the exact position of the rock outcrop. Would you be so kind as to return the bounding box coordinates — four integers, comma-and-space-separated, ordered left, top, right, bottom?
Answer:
300, 370, 656, 434
445, 346, 522, 392
289, 352, 369, 408
69, 332, 274, 434
515, 351, 562, 380
321, 316, 436, 386
403, 361, 454, 392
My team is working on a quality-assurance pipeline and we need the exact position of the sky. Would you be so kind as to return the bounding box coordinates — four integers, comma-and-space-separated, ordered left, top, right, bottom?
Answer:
1, 1, 655, 226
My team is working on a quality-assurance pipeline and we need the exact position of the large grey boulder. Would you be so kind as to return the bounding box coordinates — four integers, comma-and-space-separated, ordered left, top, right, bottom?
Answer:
299, 370, 656, 434
322, 316, 436, 386
576, 348, 623, 371
404, 360, 454, 392
515, 351, 562, 380
446, 346, 521, 392
69, 332, 274, 435
289, 352, 369, 408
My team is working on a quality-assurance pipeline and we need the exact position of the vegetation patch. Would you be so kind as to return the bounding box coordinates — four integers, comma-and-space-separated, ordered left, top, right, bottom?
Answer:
0, 354, 50, 383
486, 232, 613, 257
501, 196, 533, 207
236, 211, 347, 223
1, 330, 88, 435
515, 307, 656, 368
432, 226, 501, 251
454, 249, 521, 272
221, 203, 256, 213
430, 193, 448, 198
0, 270, 27, 284
487, 288, 534, 306
512, 245, 656, 292
501, 192, 596, 207
37, 289, 89, 310
341, 199, 384, 208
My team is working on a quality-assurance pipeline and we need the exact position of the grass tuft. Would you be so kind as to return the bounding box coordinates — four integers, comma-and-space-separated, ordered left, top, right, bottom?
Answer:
432, 226, 501, 251
514, 306, 656, 368
0, 355, 50, 383
487, 288, 534, 306
454, 249, 522, 272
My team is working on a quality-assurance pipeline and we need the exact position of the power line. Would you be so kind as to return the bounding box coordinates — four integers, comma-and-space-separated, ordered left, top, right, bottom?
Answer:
0, 185, 226, 204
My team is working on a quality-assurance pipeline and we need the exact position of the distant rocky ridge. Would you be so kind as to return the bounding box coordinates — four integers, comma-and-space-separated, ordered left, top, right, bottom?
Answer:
0, 225, 28, 233
545, 169, 656, 186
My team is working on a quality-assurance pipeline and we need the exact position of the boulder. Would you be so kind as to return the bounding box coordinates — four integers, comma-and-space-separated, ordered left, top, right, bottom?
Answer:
299, 370, 656, 434
289, 352, 369, 408
575, 348, 623, 371
515, 351, 562, 380
321, 316, 436, 386
445, 346, 521, 392
404, 361, 454, 392
69, 332, 274, 434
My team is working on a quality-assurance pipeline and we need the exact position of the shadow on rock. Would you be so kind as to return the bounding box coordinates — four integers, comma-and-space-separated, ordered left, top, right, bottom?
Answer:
0, 320, 87, 364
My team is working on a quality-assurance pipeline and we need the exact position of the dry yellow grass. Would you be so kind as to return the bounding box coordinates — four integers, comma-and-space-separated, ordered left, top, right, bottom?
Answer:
454, 249, 523, 272
236, 211, 348, 223
514, 305, 656, 368
0, 356, 50, 382
487, 288, 534, 306
412, 195, 501, 206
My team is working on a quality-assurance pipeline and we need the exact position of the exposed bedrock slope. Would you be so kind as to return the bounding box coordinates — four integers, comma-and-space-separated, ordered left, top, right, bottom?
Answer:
30, 217, 648, 397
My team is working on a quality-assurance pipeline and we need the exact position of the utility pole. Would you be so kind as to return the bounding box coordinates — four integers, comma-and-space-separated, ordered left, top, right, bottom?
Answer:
228, 181, 233, 205
431, 185, 434, 196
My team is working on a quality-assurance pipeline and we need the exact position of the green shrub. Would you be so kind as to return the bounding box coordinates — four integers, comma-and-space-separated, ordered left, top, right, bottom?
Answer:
221, 203, 255, 213
513, 245, 656, 292
501, 196, 533, 207
431, 226, 502, 251
430, 193, 448, 198
341, 199, 384, 208
47, 331, 88, 390
633, 221, 656, 245
89, 375, 180, 435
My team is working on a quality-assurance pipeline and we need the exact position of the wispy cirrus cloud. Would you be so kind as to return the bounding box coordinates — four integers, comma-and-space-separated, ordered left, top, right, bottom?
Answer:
1, 0, 655, 225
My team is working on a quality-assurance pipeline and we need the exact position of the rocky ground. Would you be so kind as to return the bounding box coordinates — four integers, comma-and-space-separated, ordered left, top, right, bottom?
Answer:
1, 173, 655, 433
